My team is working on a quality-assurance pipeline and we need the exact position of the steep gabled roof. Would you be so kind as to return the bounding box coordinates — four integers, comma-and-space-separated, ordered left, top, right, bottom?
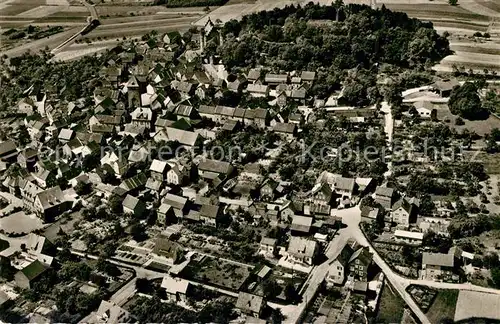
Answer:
20, 260, 47, 281
422, 252, 454, 267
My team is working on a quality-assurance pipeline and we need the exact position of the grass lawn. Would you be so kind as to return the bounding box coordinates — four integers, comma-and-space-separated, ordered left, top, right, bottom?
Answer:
376, 281, 406, 324
435, 105, 500, 136
426, 289, 459, 324
0, 238, 9, 252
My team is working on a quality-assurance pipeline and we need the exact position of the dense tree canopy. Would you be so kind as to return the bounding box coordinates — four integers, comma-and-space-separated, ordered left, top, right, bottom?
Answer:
0, 50, 110, 112
448, 82, 489, 120
217, 3, 450, 104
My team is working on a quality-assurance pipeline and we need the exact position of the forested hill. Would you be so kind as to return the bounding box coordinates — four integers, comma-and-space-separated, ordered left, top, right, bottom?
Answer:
216, 3, 451, 74
0, 51, 113, 112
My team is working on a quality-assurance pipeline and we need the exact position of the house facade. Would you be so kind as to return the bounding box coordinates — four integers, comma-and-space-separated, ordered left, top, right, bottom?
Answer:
422, 252, 455, 281
287, 237, 319, 266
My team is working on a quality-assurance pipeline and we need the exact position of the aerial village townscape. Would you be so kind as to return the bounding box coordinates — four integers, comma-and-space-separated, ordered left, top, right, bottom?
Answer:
1, 0, 500, 323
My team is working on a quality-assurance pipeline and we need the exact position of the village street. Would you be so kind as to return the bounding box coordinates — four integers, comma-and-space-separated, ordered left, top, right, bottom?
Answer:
342, 208, 432, 324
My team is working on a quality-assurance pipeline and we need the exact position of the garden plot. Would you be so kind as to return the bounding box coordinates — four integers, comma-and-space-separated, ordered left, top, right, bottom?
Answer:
426, 289, 459, 323
183, 255, 252, 291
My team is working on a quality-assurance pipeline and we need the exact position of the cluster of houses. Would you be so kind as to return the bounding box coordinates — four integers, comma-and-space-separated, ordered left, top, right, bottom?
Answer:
0, 233, 56, 290
0, 20, 473, 323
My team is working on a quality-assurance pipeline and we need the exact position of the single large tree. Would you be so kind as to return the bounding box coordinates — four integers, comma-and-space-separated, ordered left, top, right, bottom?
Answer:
448, 82, 489, 120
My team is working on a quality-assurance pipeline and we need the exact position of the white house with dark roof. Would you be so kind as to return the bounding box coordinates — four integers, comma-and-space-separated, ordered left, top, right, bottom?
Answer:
198, 105, 217, 121
58, 128, 74, 143
264, 73, 288, 85
413, 101, 434, 119
300, 71, 316, 83
333, 177, 357, 199
310, 182, 333, 206
162, 193, 188, 218
164, 127, 200, 148
432, 78, 459, 97
150, 159, 169, 181
247, 68, 261, 81
165, 160, 189, 186
174, 104, 199, 120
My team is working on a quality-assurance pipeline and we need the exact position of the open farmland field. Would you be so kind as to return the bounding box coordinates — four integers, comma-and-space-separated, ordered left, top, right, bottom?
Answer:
451, 43, 500, 56
34, 15, 88, 24
426, 290, 459, 324
0, 25, 79, 56
436, 52, 500, 73
95, 5, 206, 17
15, 5, 66, 18
433, 20, 490, 32
477, 0, 500, 13
51, 44, 109, 61
82, 23, 194, 40
99, 14, 201, 26
382, 3, 491, 21
99, 16, 198, 30
0, 4, 43, 16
